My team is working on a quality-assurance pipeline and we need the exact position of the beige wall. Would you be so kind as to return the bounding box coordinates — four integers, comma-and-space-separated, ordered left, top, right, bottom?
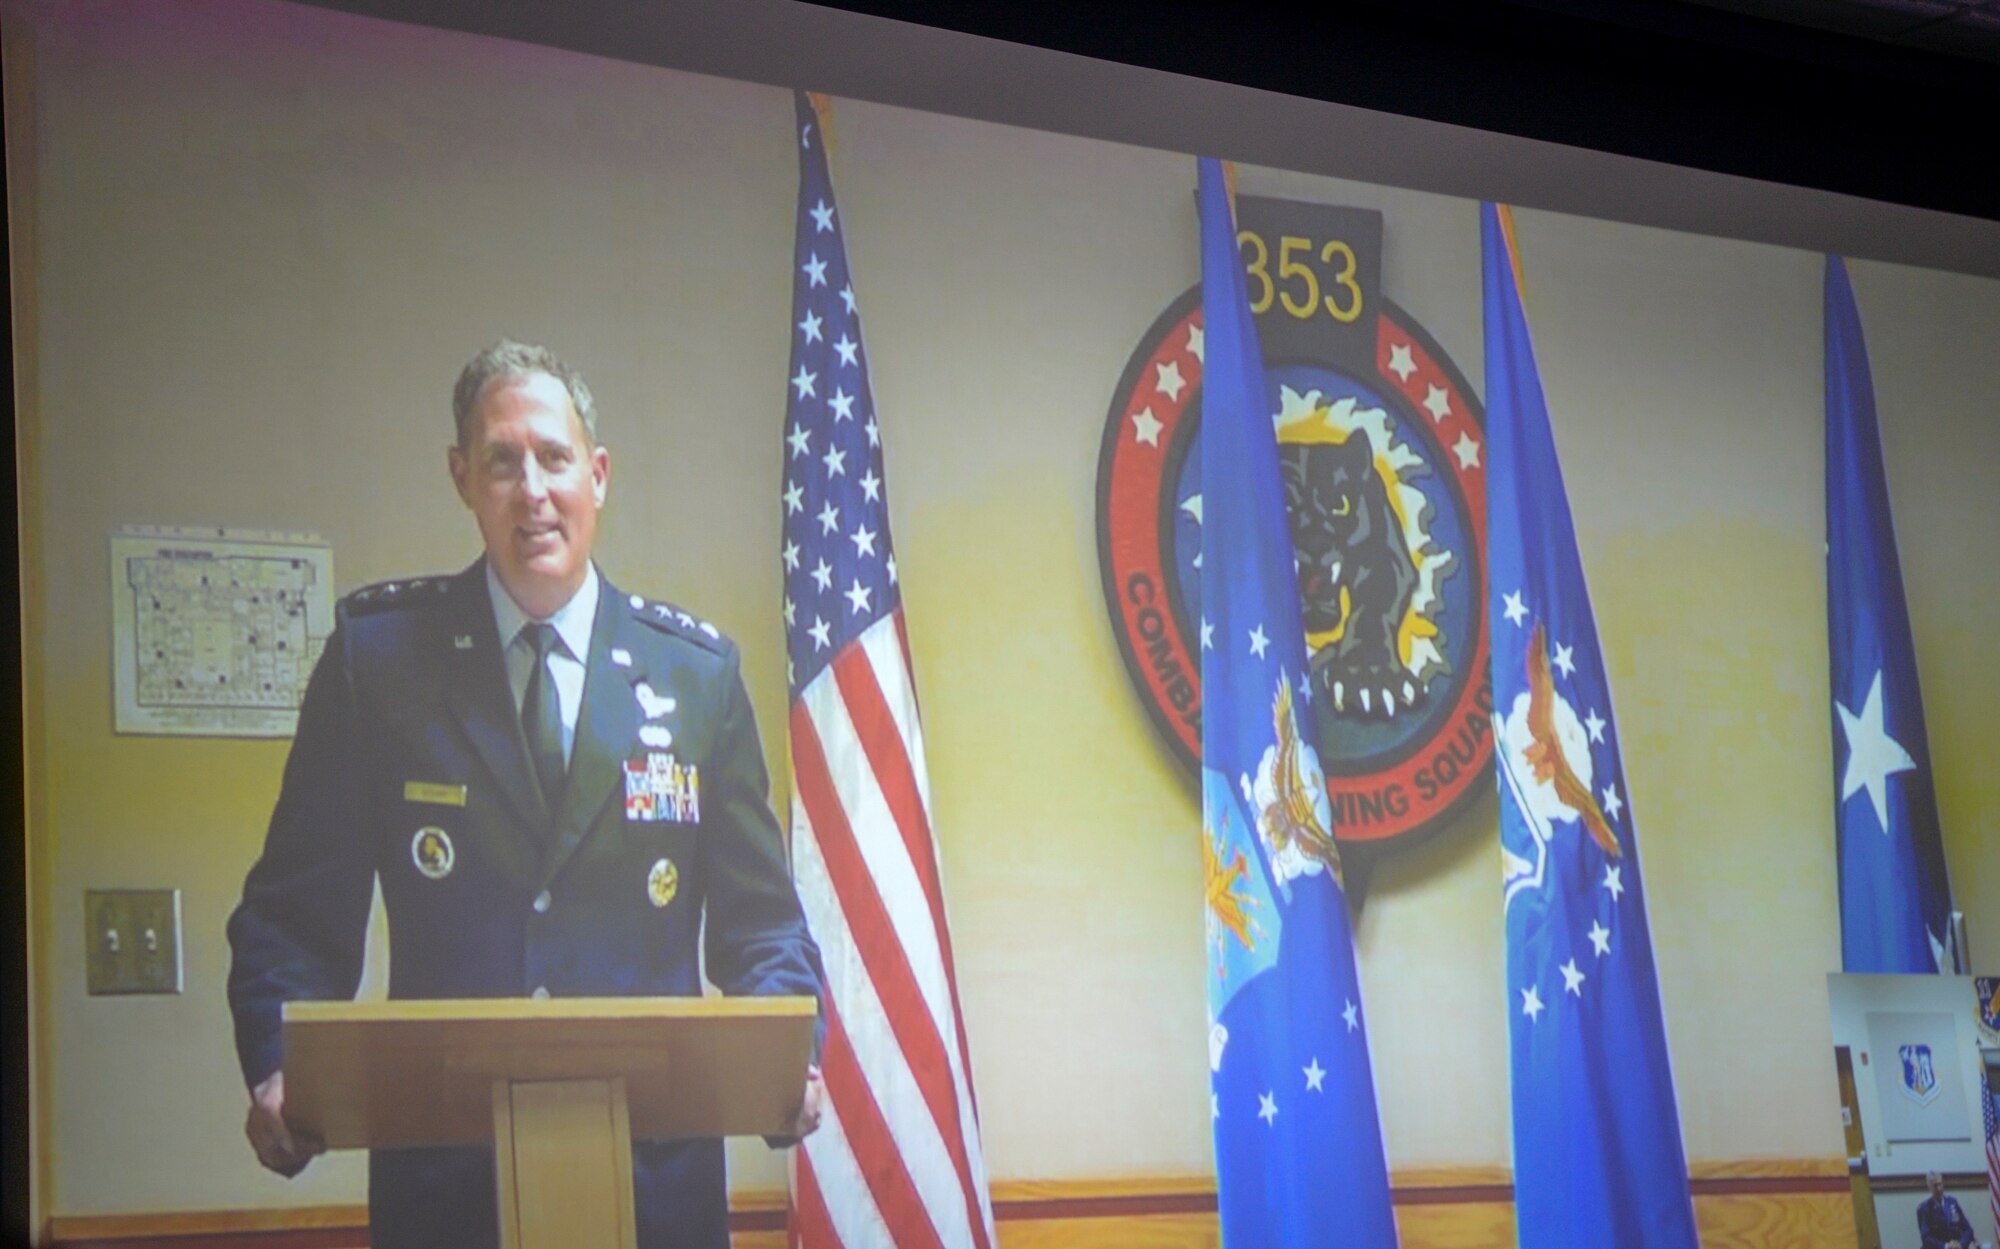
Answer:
11, 0, 2000, 1220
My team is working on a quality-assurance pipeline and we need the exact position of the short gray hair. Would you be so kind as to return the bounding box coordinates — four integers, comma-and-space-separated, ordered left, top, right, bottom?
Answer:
451, 340, 598, 445
1925, 1169, 1943, 1185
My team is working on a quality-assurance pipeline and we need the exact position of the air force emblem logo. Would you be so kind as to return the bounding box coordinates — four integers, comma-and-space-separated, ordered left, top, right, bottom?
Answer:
1898, 1043, 1940, 1105
1100, 196, 1492, 850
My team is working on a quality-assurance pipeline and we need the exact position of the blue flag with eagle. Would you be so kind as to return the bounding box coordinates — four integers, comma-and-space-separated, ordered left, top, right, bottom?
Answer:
1483, 202, 1698, 1249
1197, 156, 1398, 1249
1824, 254, 1959, 975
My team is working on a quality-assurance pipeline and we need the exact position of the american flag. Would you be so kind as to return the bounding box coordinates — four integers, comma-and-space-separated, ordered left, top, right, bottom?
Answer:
780, 91, 996, 1249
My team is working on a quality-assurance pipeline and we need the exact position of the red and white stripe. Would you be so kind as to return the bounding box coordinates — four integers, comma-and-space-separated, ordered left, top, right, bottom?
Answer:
788, 614, 995, 1249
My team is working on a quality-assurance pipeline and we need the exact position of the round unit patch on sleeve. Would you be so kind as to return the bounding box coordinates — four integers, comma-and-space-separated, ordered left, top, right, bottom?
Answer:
411, 827, 454, 879
647, 857, 679, 908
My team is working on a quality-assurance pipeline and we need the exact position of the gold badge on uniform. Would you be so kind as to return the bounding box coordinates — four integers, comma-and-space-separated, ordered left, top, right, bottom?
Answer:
411, 826, 455, 879
647, 857, 679, 908
404, 780, 467, 807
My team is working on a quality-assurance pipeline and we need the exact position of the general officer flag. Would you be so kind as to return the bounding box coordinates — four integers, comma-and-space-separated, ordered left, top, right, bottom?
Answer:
1198, 155, 1398, 1249
1825, 255, 1958, 975
1483, 202, 1698, 1249
781, 91, 996, 1249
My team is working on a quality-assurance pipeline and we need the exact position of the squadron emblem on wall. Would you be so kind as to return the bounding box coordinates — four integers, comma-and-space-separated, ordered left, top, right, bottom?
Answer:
1099, 196, 1493, 850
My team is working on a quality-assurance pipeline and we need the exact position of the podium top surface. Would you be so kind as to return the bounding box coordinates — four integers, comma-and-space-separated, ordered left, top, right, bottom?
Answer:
283, 995, 817, 1150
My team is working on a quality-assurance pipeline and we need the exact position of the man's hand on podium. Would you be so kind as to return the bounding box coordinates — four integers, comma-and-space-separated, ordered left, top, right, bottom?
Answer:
246, 1070, 326, 1178
767, 1063, 826, 1148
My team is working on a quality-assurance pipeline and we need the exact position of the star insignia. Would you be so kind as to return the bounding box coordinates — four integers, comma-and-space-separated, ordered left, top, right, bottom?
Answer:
839, 284, 856, 314
1388, 342, 1416, 382
1257, 1092, 1278, 1126
783, 481, 805, 513
1603, 865, 1624, 901
1602, 784, 1624, 820
1187, 323, 1205, 362
1248, 625, 1269, 658
808, 616, 831, 650
809, 198, 835, 232
1156, 360, 1186, 401
860, 469, 881, 502
1453, 432, 1481, 470
817, 502, 840, 535
850, 525, 877, 558
1342, 999, 1358, 1032
1587, 919, 1611, 956
829, 388, 855, 422
1132, 407, 1163, 447
1552, 642, 1576, 678
1835, 669, 1917, 835
798, 310, 823, 344
1304, 1058, 1326, 1092
790, 367, 817, 401
1521, 985, 1545, 1021
844, 579, 872, 615
811, 559, 833, 592
1560, 958, 1585, 996
823, 446, 847, 478
833, 334, 859, 367
783, 540, 800, 570
1423, 385, 1451, 421
1503, 590, 1527, 627
1584, 708, 1606, 743
802, 253, 828, 287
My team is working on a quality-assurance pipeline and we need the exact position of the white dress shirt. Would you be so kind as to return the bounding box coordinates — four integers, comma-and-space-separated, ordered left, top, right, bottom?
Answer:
486, 562, 598, 767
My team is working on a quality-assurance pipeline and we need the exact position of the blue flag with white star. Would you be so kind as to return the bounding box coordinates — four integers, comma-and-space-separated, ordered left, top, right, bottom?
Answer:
1483, 203, 1698, 1249
1825, 255, 1958, 975
1198, 157, 1398, 1249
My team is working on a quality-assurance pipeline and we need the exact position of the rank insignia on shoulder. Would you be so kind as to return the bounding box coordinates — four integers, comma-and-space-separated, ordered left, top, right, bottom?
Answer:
623, 752, 700, 823
411, 827, 454, 879
647, 857, 679, 908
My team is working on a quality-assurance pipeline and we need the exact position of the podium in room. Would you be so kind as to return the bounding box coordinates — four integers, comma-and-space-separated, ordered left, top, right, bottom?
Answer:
281, 996, 818, 1249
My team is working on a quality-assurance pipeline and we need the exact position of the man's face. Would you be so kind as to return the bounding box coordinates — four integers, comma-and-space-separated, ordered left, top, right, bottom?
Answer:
1928, 1174, 1945, 1199
448, 370, 609, 618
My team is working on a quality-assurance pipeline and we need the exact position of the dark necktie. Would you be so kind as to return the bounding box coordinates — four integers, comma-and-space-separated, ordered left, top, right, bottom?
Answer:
520, 623, 566, 813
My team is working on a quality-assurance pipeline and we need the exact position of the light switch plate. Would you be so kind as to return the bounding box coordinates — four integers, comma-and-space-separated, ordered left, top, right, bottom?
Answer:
84, 889, 182, 995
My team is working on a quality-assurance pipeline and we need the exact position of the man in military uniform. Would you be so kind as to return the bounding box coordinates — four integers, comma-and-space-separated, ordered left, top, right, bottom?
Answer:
1916, 1169, 1979, 1249
227, 341, 824, 1249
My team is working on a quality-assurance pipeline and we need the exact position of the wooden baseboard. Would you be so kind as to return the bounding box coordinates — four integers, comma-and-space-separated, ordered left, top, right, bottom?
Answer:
45, 1159, 1855, 1248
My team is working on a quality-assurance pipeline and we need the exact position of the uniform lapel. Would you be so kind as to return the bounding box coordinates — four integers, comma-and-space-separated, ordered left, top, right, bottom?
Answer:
440, 561, 547, 838
539, 573, 642, 890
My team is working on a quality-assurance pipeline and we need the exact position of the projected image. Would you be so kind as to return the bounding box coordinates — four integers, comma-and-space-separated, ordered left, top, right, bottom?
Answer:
10, 2, 2000, 1246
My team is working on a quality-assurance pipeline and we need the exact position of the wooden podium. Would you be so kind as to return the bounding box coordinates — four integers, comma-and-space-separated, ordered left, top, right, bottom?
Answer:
282, 996, 817, 1249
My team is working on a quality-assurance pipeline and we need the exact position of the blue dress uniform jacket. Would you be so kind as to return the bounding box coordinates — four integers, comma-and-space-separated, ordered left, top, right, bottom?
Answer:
227, 561, 824, 1249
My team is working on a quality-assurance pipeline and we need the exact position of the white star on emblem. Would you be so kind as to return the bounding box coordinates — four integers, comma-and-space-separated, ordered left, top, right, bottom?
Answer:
808, 616, 831, 650
1603, 865, 1624, 901
1423, 385, 1451, 421
1503, 591, 1527, 627
1560, 959, 1585, 996
1248, 625, 1269, 658
1453, 432, 1481, 470
865, 417, 879, 447
1587, 919, 1611, 956
860, 469, 881, 503
783, 481, 805, 513
832, 334, 858, 367
798, 309, 823, 344
1304, 1058, 1326, 1092
1257, 1092, 1278, 1126
1201, 619, 1214, 650
829, 389, 855, 422
1342, 998, 1358, 1032
1132, 407, 1163, 447
783, 540, 800, 570
886, 554, 898, 584
1181, 494, 1202, 524
817, 502, 840, 535
790, 367, 817, 401
851, 525, 877, 558
844, 579, 872, 615
809, 198, 834, 233
1388, 342, 1416, 382
811, 559, 833, 592
1521, 985, 1544, 1022
1552, 642, 1576, 678
1602, 784, 1624, 820
1156, 360, 1186, 401
1584, 708, 1606, 743
802, 253, 827, 287
1187, 323, 1205, 362
783, 595, 795, 626
840, 284, 856, 314
1836, 670, 1917, 835
823, 446, 847, 478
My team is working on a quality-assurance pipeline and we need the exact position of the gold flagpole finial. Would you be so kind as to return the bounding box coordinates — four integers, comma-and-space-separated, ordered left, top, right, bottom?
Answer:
807, 92, 838, 165
1496, 203, 1528, 305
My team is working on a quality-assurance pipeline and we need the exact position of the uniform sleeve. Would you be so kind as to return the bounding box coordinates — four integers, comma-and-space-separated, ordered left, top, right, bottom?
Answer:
700, 646, 826, 1057
225, 621, 380, 1089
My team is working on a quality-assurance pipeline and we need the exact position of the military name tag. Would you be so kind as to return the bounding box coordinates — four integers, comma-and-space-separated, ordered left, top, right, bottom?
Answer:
404, 781, 467, 807
623, 752, 700, 823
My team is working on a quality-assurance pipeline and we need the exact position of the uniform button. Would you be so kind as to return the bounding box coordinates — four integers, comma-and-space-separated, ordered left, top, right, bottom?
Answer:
531, 986, 550, 1001
532, 890, 551, 913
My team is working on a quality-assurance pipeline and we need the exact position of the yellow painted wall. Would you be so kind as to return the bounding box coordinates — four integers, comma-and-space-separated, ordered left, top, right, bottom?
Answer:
10, 0, 2000, 1221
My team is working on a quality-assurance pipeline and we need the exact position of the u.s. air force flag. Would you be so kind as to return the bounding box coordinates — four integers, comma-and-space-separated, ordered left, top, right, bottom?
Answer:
1198, 156, 1398, 1249
1824, 255, 1959, 975
1482, 203, 1698, 1249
